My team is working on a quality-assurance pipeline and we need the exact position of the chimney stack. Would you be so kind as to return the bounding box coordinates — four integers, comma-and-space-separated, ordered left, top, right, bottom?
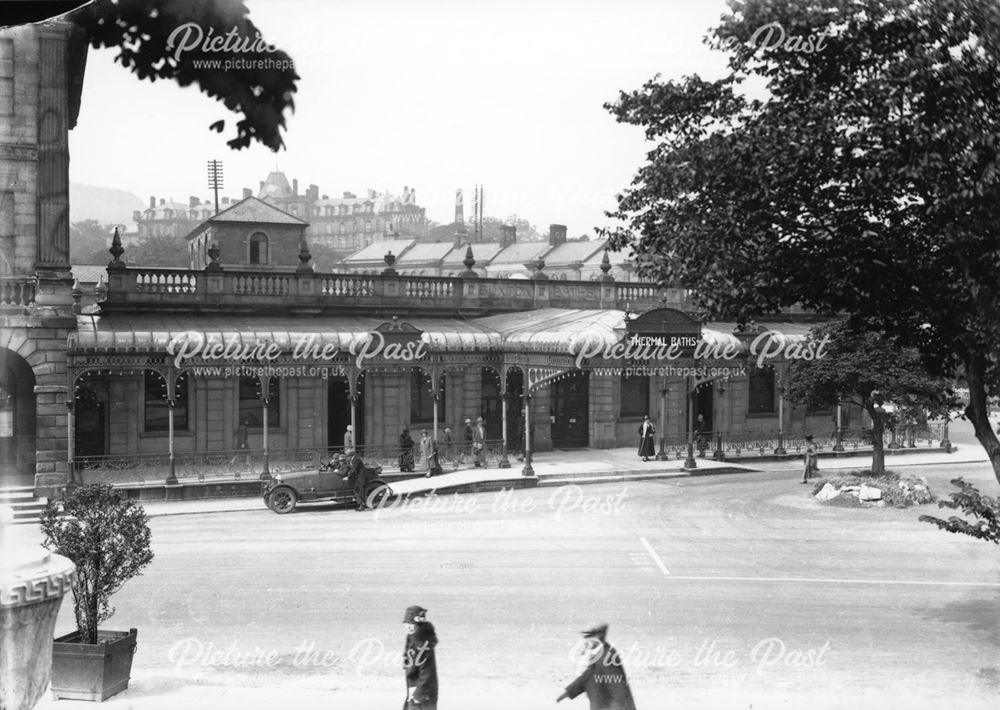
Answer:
132, 210, 141, 222
189, 196, 200, 208
149, 196, 156, 209
243, 187, 252, 199
293, 178, 298, 196
549, 224, 567, 247
160, 198, 166, 206
222, 197, 230, 205
308, 184, 319, 201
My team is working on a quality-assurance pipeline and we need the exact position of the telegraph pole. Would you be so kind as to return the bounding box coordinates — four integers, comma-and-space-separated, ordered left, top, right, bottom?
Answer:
207, 160, 224, 214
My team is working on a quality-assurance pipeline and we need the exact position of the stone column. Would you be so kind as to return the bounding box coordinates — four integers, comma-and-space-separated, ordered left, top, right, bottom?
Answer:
33, 27, 73, 310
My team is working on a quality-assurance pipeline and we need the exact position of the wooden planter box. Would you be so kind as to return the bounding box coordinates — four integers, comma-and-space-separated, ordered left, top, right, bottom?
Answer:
51, 628, 138, 701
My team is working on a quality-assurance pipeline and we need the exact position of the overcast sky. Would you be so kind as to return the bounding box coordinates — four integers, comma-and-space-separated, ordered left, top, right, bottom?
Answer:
69, 0, 733, 233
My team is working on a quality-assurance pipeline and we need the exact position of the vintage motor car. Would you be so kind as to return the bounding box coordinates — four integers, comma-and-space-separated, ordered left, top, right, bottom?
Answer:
262, 455, 392, 513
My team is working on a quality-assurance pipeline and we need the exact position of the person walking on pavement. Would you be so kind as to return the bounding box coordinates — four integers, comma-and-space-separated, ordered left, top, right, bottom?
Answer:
441, 427, 455, 470
343, 452, 370, 511
473, 417, 487, 467
420, 430, 435, 475
557, 623, 637, 710
344, 424, 355, 456
637, 415, 656, 462
463, 418, 474, 464
801, 434, 818, 483
400, 427, 415, 473
695, 413, 710, 457
402, 605, 438, 710
231, 418, 250, 466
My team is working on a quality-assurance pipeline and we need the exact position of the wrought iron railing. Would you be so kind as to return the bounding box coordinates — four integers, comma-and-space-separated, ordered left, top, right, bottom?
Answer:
654, 424, 947, 460
74, 439, 510, 486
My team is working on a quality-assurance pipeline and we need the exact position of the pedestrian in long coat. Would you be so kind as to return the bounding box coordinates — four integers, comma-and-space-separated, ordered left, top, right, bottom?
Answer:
420, 430, 434, 470
557, 624, 637, 710
399, 427, 415, 472
473, 417, 487, 468
344, 424, 355, 455
441, 427, 455, 469
402, 605, 438, 710
463, 418, 474, 462
637, 415, 656, 462
801, 434, 818, 483
343, 453, 370, 511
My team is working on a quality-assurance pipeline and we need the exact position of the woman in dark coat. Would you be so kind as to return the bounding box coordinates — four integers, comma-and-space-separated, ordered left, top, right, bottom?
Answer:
399, 427, 415, 472
637, 415, 656, 462
403, 605, 438, 710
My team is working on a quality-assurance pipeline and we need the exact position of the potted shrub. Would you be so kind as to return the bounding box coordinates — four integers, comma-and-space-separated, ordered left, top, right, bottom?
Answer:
39, 483, 154, 701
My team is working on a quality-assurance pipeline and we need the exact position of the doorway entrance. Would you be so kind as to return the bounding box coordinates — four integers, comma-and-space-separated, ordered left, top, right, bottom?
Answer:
0, 349, 36, 487
691, 380, 714, 433
551, 370, 589, 448
74, 376, 108, 462
481, 368, 502, 439
328, 377, 364, 451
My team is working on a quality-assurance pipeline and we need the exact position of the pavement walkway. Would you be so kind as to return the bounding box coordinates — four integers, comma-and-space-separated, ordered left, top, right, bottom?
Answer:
134, 444, 986, 518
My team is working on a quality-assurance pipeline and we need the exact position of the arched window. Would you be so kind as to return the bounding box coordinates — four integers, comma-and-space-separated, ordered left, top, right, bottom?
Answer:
748, 365, 776, 414
144, 371, 189, 431
249, 232, 269, 265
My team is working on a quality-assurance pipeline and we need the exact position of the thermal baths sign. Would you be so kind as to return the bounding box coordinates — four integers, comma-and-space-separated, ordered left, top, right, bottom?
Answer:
166, 331, 427, 369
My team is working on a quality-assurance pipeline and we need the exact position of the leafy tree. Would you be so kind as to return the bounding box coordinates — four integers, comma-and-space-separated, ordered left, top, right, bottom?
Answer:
784, 321, 960, 474
71, 0, 298, 150
920, 478, 1000, 544
602, 0, 1000, 484
40, 484, 154, 644
70, 219, 113, 263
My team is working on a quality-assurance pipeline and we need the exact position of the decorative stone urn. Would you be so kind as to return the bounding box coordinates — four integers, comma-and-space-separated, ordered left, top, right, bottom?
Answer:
0, 504, 75, 710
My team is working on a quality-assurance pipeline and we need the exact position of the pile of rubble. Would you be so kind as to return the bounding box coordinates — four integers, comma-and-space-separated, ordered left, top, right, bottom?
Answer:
812, 472, 935, 508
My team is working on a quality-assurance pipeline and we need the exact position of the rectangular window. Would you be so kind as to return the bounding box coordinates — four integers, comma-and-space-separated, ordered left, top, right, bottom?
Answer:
748, 366, 776, 414
0, 39, 12, 116
239, 376, 280, 427
619, 374, 649, 418
144, 371, 189, 431
410, 369, 443, 423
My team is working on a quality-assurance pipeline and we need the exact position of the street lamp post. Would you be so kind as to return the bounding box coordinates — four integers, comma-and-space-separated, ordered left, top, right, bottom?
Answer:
522, 393, 534, 477
499, 387, 511, 469
833, 404, 844, 452
656, 386, 668, 461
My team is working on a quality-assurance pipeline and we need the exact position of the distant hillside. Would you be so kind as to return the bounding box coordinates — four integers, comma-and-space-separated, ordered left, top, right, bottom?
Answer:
70, 182, 144, 224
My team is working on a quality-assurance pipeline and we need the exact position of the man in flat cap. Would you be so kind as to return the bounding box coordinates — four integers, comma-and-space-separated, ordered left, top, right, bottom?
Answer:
557, 623, 637, 710
402, 605, 438, 709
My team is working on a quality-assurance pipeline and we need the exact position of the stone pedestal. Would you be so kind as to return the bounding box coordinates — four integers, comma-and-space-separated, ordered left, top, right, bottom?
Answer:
0, 505, 76, 710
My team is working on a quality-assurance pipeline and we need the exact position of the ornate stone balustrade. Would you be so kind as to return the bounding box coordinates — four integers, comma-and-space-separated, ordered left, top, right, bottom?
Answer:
101, 266, 694, 316
0, 276, 37, 308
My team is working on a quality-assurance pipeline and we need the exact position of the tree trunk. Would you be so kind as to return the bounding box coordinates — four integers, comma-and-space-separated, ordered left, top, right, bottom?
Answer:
964, 354, 1000, 487
867, 405, 885, 474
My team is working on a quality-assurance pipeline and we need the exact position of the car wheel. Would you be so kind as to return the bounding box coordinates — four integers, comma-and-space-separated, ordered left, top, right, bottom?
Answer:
364, 481, 391, 509
268, 487, 297, 514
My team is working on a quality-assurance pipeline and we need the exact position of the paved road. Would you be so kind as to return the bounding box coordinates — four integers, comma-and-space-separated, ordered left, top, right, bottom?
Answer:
35, 434, 1000, 710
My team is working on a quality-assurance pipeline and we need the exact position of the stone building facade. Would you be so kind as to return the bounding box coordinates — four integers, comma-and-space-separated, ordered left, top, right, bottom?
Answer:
0, 18, 85, 490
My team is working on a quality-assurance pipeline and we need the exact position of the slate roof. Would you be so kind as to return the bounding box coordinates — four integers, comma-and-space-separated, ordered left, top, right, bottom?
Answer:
208, 196, 306, 225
